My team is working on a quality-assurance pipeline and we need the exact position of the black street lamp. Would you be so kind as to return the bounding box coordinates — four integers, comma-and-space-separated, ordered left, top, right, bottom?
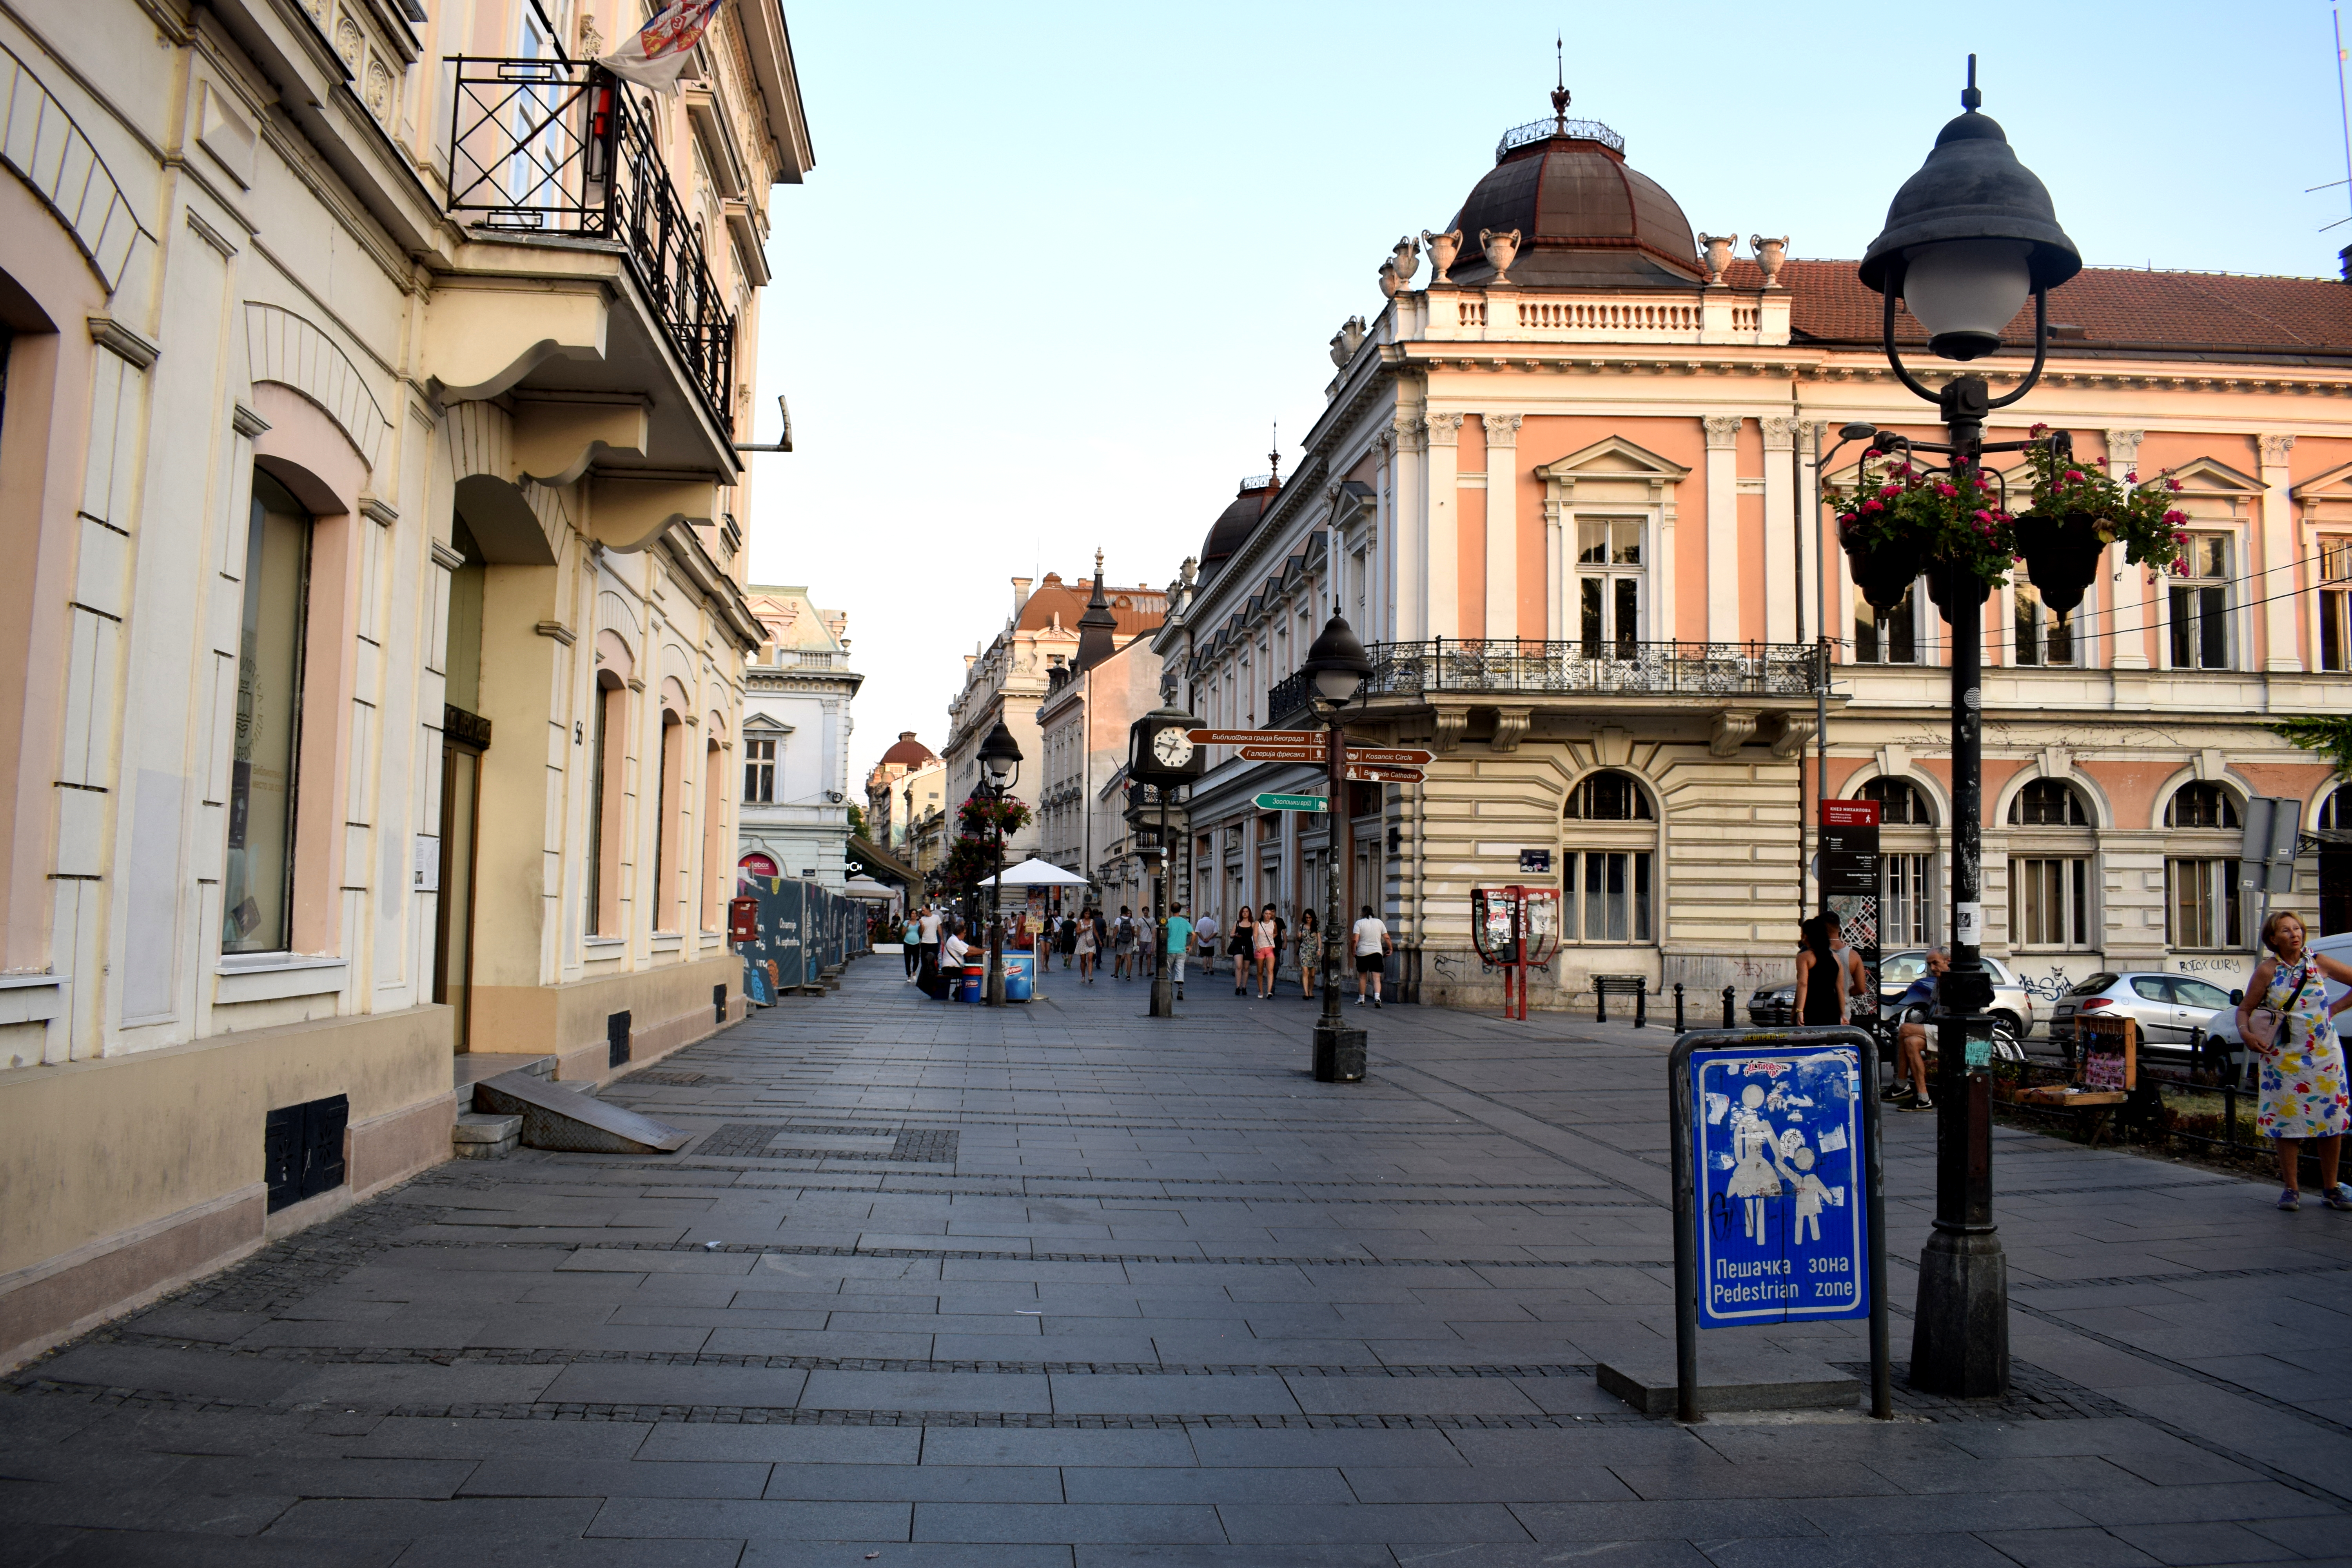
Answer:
977, 717, 1023, 1007
1301, 614, 1373, 1082
1857, 55, 2079, 1399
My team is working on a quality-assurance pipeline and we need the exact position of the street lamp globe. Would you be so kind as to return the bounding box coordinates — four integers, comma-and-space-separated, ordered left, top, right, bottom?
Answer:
1301, 614, 1372, 706
978, 718, 1023, 790
1857, 57, 2080, 363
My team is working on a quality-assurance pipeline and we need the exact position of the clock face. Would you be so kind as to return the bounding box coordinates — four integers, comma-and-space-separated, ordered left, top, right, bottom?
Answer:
1152, 727, 1196, 768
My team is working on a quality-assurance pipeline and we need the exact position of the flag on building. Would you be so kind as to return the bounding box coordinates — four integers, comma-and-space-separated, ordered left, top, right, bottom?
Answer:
599, 0, 722, 93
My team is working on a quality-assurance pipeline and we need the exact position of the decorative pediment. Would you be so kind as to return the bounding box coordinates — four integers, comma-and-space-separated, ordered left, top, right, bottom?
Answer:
1536, 436, 1692, 505
742, 713, 793, 733
2167, 457, 2264, 499
2292, 459, 2352, 507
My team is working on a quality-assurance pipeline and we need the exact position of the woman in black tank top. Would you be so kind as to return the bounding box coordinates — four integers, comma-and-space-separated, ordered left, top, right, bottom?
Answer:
1796, 915, 1845, 1027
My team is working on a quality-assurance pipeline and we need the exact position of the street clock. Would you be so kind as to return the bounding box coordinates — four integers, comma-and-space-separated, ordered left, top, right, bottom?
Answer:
1129, 705, 1204, 786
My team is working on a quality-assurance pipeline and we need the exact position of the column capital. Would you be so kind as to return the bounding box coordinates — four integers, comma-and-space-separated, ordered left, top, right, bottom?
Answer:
2260, 432, 2298, 466
1702, 414, 1743, 450
1482, 412, 1522, 446
1426, 412, 1465, 446
1760, 416, 1798, 451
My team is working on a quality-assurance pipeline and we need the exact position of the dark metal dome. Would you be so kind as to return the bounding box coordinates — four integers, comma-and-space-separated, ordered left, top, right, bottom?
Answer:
1198, 474, 1280, 579
877, 732, 935, 767
1441, 118, 1703, 290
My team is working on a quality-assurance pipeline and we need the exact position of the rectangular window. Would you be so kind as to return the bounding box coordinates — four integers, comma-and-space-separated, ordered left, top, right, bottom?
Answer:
223, 472, 311, 954
1564, 850, 1652, 943
743, 737, 775, 803
1575, 518, 1642, 659
2165, 857, 2242, 949
2321, 537, 2351, 673
1854, 584, 1917, 664
1883, 853, 1929, 947
2169, 533, 2232, 670
2013, 582, 2074, 667
2009, 856, 2090, 947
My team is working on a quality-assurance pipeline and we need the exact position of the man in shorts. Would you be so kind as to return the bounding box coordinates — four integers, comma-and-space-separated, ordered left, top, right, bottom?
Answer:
1193, 910, 1219, 978
1351, 904, 1391, 1008
1164, 905, 1194, 1000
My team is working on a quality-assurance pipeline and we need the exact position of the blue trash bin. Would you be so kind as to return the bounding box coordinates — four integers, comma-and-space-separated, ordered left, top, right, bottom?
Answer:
955, 965, 983, 1002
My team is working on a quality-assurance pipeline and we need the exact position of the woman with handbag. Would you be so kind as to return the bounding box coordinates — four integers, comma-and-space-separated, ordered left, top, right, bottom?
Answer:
2236, 912, 2352, 1211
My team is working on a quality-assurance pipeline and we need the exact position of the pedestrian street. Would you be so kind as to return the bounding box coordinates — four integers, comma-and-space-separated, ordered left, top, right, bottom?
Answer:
7, 956, 2352, 1566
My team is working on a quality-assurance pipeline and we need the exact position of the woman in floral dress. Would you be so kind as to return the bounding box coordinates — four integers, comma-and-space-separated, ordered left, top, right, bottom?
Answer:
2236, 913, 2352, 1210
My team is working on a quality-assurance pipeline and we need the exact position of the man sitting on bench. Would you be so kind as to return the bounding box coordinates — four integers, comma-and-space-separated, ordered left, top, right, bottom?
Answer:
1886, 948, 1945, 1112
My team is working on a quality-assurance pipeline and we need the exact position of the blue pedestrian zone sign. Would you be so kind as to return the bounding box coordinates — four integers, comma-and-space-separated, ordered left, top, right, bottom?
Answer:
1690, 1045, 1869, 1328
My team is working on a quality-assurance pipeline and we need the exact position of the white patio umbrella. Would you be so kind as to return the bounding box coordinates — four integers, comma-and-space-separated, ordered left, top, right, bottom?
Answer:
976, 857, 1091, 889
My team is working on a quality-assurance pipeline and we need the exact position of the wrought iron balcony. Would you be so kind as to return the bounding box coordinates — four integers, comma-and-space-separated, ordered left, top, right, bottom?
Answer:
1268, 639, 1824, 726
446, 58, 735, 426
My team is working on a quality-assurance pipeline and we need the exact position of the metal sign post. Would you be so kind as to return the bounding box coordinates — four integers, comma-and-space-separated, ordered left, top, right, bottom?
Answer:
1668, 1025, 1891, 1423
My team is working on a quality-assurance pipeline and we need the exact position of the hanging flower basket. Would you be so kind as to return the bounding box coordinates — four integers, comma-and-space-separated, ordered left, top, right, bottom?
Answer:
2009, 512, 2105, 614
1835, 453, 2016, 621
1842, 529, 1923, 615
2020, 428, 2193, 579
1926, 560, 1992, 617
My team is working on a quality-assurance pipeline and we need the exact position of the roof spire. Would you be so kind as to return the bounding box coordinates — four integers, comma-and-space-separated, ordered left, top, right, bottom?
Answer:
1551, 34, 1570, 130
1074, 546, 1118, 671
1268, 420, 1281, 483
1961, 52, 1980, 112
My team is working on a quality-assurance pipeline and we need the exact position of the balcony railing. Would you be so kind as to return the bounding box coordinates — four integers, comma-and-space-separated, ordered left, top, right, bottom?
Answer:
446, 58, 735, 426
1268, 639, 1824, 725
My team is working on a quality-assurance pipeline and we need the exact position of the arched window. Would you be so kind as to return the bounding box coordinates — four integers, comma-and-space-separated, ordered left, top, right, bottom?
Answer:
2009, 779, 2089, 827
1860, 776, 1932, 826
2165, 782, 2239, 829
2323, 783, 2352, 831
1562, 771, 1655, 943
223, 470, 314, 954
1564, 770, 1654, 822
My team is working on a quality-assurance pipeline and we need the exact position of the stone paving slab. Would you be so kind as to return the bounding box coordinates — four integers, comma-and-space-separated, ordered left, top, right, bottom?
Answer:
9, 956, 2352, 1563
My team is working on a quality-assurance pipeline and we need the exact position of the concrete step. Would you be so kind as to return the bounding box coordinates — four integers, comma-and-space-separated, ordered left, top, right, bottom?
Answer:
451, 1110, 522, 1160
471, 1069, 691, 1154
455, 1052, 557, 1091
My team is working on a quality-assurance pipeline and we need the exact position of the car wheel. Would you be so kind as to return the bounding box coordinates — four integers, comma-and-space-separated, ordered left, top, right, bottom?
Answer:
1994, 1011, 2022, 1038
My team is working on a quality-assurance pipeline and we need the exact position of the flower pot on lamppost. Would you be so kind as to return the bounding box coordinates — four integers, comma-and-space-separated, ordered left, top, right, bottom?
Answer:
2007, 512, 2105, 614
1856, 54, 2080, 1401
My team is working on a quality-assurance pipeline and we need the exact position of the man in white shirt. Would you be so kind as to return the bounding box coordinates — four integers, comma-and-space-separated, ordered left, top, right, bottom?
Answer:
911, 905, 940, 983
1350, 904, 1391, 1008
1194, 911, 1220, 978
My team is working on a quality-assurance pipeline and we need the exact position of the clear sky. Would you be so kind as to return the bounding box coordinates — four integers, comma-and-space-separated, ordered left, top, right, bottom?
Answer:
749, 0, 2350, 789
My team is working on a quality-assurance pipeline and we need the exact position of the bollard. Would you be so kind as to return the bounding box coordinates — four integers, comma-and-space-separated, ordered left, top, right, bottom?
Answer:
1635, 984, 1647, 1029
1673, 983, 1685, 1032
1720, 985, 1735, 1028
1596, 985, 1608, 1025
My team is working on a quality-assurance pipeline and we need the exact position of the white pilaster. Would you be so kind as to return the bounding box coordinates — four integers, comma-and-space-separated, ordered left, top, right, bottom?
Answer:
1483, 413, 1520, 641
1425, 412, 1463, 640
2103, 430, 2145, 671
2259, 433, 2301, 672
1761, 416, 1798, 645
1703, 415, 1742, 643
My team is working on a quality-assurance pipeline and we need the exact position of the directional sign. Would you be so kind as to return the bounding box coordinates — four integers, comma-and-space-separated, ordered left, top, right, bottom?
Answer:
1348, 747, 1434, 766
1236, 744, 1331, 762
1689, 1044, 1870, 1328
1253, 791, 1328, 812
1190, 728, 1307, 746
1347, 764, 1423, 784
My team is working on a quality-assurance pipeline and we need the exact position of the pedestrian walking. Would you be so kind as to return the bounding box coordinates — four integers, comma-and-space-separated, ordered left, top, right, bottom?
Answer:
2236, 912, 2352, 1211
1194, 910, 1220, 978
1112, 907, 1137, 980
1254, 904, 1282, 999
1294, 906, 1319, 999
1230, 906, 1257, 995
1828, 913, 1869, 1024
1074, 909, 1099, 982
1058, 913, 1077, 970
1164, 904, 1193, 1000
1350, 905, 1390, 1007
906, 902, 934, 982
1795, 915, 1845, 1028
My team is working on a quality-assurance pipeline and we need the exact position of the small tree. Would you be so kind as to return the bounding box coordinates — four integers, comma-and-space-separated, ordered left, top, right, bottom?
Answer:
846, 803, 867, 839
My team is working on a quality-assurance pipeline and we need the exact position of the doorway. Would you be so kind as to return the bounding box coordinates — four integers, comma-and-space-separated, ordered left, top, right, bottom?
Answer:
434, 731, 485, 1047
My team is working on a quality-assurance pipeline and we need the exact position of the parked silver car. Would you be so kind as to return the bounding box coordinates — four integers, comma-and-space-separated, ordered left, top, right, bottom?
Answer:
1744, 949, 2036, 1037
2049, 971, 2239, 1056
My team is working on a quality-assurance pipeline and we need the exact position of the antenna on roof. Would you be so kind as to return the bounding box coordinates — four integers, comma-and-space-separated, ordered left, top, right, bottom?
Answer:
1551, 33, 1570, 129
1268, 421, 1281, 483
1961, 53, 1980, 113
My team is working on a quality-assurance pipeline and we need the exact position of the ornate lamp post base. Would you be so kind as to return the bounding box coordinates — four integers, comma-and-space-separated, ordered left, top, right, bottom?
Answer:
1911, 1227, 2011, 1396
1312, 1020, 1365, 1083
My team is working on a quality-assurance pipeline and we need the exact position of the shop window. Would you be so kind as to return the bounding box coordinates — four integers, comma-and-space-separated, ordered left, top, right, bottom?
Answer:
2011, 857, 2091, 948
1575, 517, 1643, 657
2322, 538, 2351, 673
2168, 533, 2233, 670
1564, 770, 1653, 821
2165, 782, 2239, 829
1854, 584, 1918, 664
223, 471, 312, 954
1565, 851, 1653, 943
2165, 858, 2243, 950
2009, 779, 2090, 827
744, 737, 776, 802
1860, 776, 1933, 826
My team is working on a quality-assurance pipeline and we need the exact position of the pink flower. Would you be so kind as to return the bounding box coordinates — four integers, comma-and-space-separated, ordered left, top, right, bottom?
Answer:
2165, 476, 2183, 492
2125, 470, 2139, 483
1936, 483, 1958, 498
1880, 483, 1902, 497
2065, 470, 2084, 484
1862, 499, 1884, 514
2162, 509, 2185, 524
1974, 510, 1994, 524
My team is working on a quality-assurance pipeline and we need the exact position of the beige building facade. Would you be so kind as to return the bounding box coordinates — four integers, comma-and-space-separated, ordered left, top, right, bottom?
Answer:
0, 0, 809, 1368
1162, 99, 2350, 1014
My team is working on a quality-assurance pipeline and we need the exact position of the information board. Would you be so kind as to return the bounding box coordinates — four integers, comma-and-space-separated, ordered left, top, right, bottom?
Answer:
1820, 800, 1882, 1021
1688, 1044, 1871, 1328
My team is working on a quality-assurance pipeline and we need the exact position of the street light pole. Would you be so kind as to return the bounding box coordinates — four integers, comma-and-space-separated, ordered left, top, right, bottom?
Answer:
1857, 56, 2079, 1399
976, 719, 1024, 1007
1300, 614, 1372, 1083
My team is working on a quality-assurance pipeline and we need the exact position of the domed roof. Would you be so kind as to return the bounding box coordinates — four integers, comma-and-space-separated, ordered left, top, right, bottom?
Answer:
878, 731, 935, 767
1198, 474, 1281, 579
1439, 115, 1702, 290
